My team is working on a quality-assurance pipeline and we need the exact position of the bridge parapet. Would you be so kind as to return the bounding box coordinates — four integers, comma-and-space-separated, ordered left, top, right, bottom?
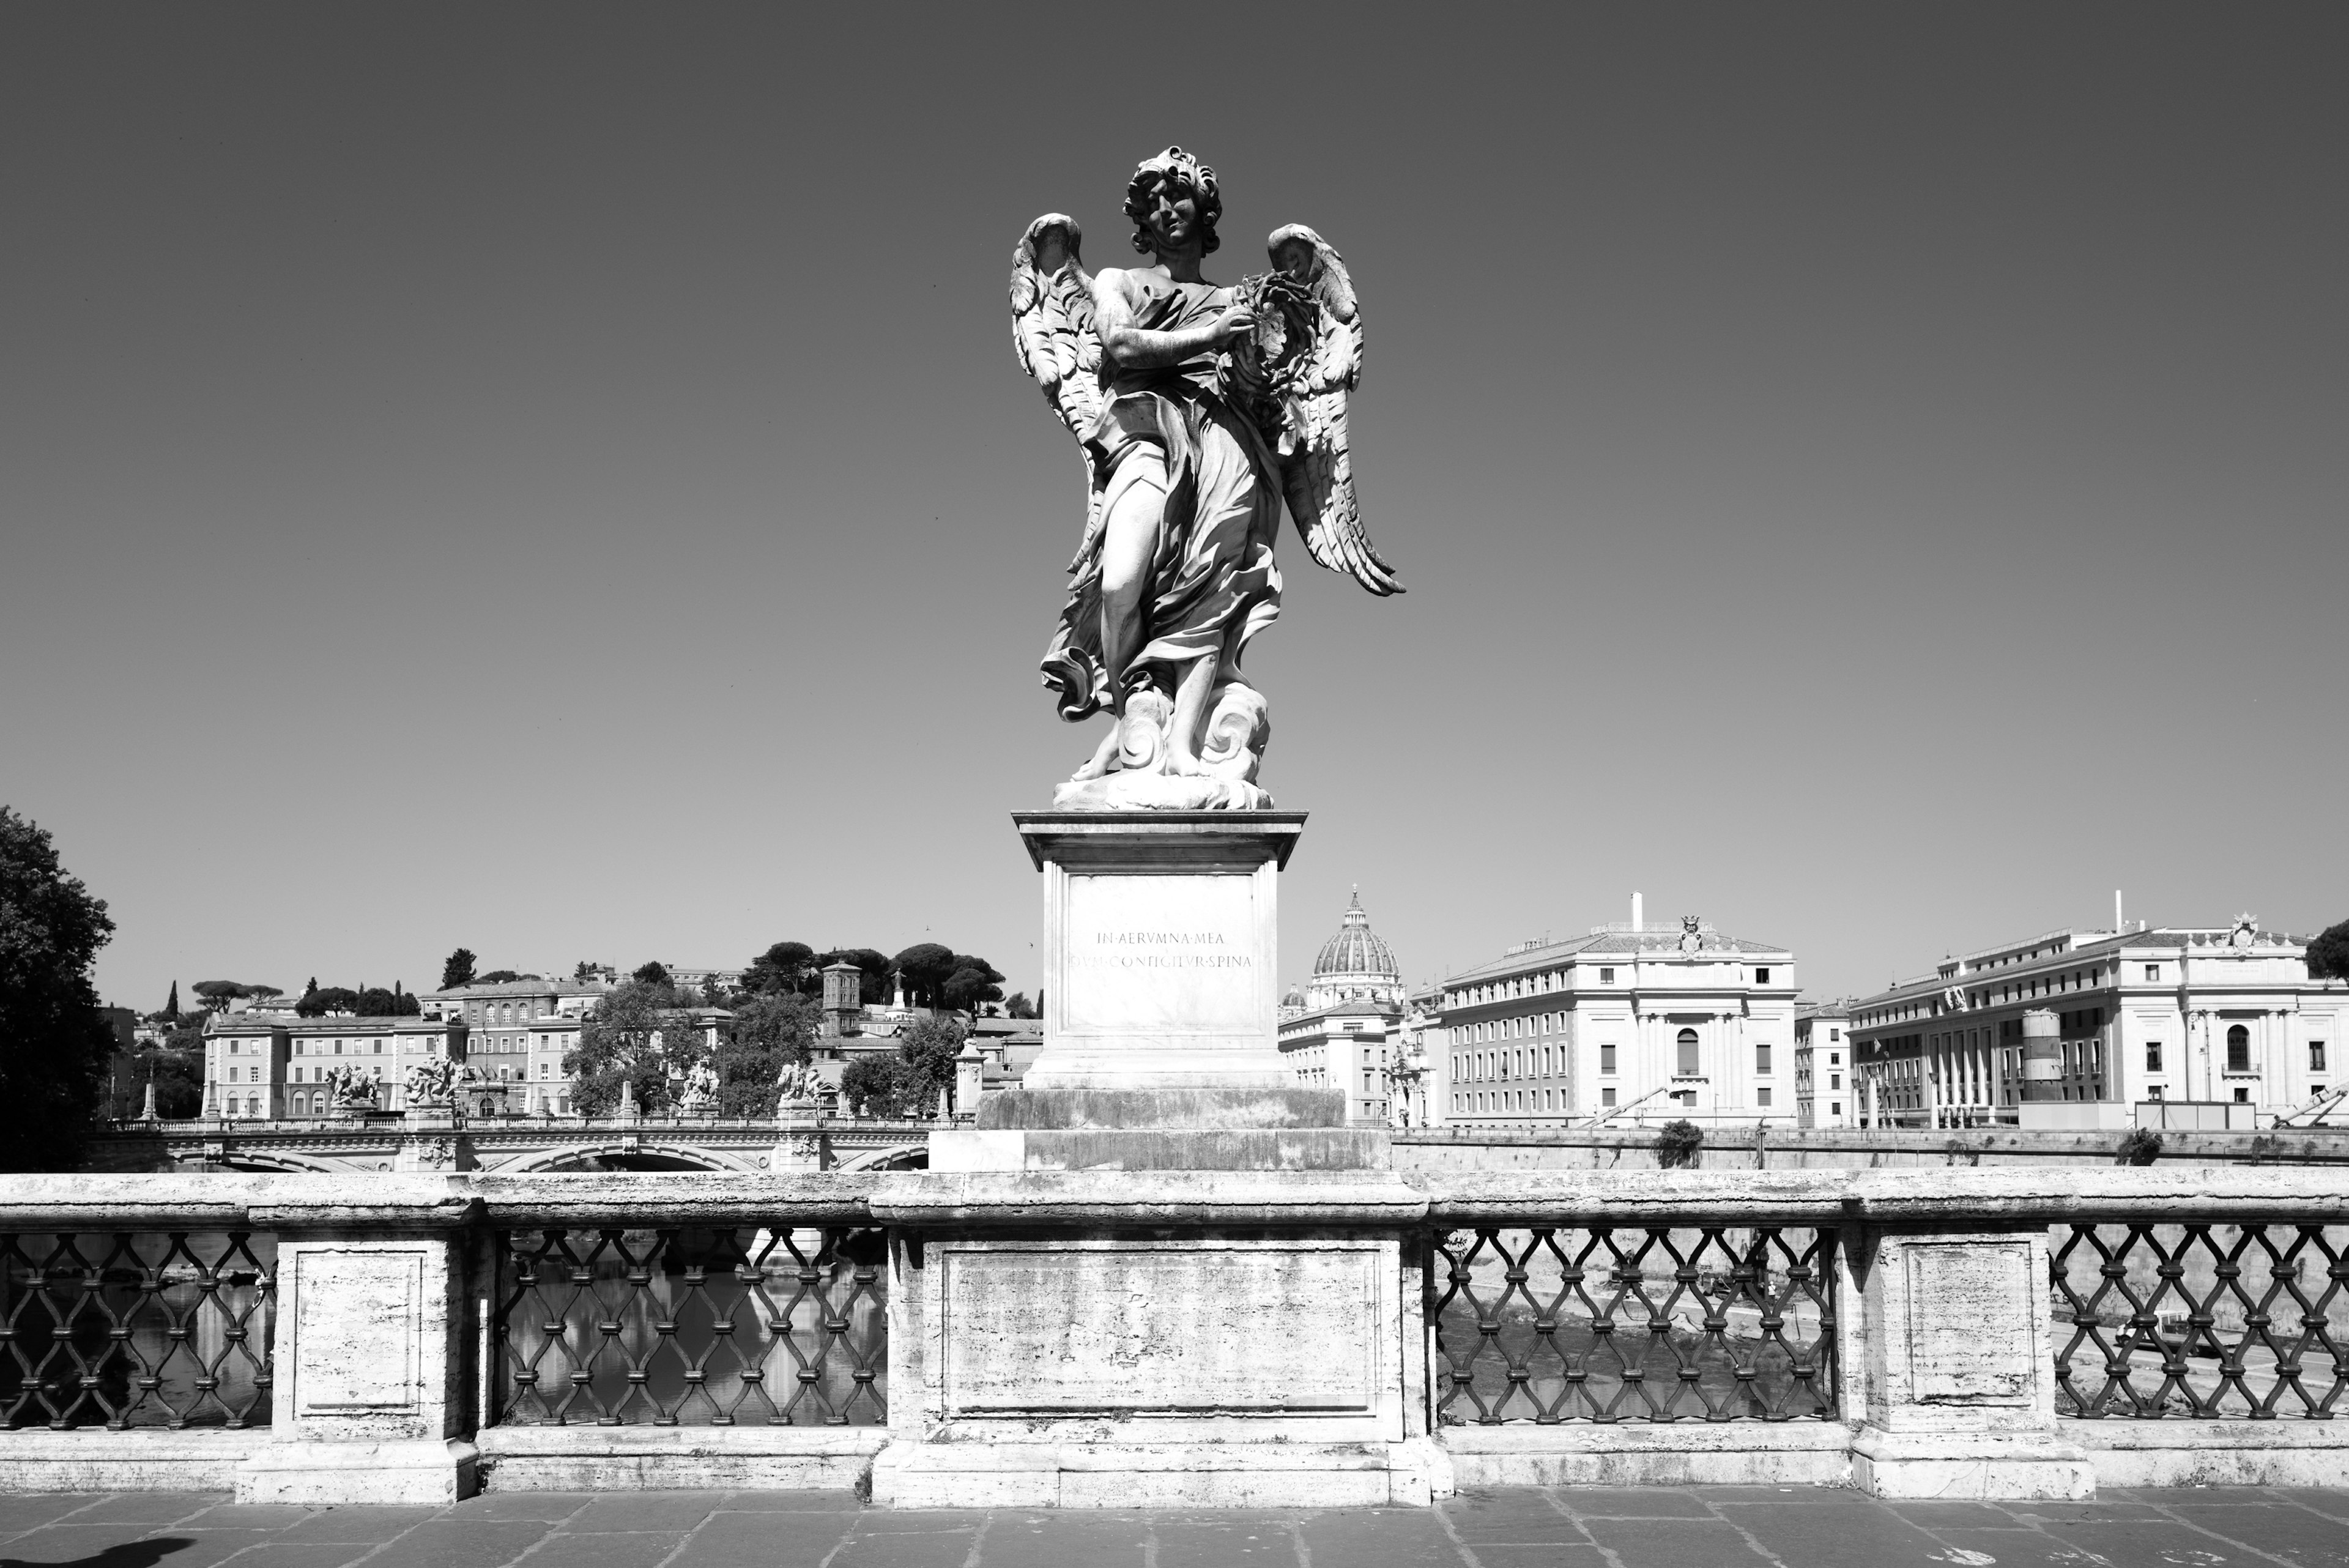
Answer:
1, 1168, 2343, 1505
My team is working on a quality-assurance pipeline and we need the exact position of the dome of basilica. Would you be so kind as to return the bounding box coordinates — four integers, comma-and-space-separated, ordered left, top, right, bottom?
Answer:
1302, 889, 1406, 1011
1315, 890, 1399, 981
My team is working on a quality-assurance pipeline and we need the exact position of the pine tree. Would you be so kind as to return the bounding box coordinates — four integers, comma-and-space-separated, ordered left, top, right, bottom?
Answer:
164, 981, 179, 1019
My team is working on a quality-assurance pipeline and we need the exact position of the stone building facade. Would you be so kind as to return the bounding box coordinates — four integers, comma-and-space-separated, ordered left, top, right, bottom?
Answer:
1794, 1002, 1855, 1128
1847, 915, 2349, 1128
1430, 914, 1798, 1128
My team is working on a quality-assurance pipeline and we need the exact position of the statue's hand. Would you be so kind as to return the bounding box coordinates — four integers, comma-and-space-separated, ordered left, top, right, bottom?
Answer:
1211, 302, 1259, 346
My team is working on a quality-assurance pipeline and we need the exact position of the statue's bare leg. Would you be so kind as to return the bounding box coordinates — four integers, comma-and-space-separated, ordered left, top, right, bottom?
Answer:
1161, 648, 1219, 773
1097, 451, 1167, 718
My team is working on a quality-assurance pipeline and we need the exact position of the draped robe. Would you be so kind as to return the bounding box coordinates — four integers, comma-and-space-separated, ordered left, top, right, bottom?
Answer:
1039, 273, 1283, 721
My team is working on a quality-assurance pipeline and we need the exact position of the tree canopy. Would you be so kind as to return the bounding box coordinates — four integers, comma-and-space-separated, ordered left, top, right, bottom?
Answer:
840, 1016, 967, 1119
891, 944, 956, 1006
477, 970, 525, 985
565, 979, 707, 1115
294, 986, 362, 1017
820, 949, 893, 1007
354, 986, 420, 1017
440, 949, 477, 990
2310, 920, 2349, 984
941, 955, 1006, 1014
713, 992, 820, 1117
742, 942, 820, 996
0, 806, 121, 1170
633, 960, 671, 987
1004, 992, 1037, 1020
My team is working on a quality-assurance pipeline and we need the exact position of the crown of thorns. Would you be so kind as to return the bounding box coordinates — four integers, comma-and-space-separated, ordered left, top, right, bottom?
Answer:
1124, 146, 1222, 254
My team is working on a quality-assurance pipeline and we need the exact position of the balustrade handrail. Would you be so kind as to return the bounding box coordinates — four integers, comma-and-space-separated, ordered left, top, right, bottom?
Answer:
6, 1167, 2347, 1233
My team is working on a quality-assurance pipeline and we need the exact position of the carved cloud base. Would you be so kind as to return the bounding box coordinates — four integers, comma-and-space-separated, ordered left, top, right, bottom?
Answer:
1055, 684, 1272, 812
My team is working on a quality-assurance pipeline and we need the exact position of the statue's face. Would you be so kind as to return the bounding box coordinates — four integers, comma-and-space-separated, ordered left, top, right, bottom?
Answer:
1274, 238, 1315, 280
1145, 182, 1203, 255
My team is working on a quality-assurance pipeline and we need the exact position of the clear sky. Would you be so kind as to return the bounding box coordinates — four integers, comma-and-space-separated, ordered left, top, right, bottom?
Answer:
4, 3, 2343, 1015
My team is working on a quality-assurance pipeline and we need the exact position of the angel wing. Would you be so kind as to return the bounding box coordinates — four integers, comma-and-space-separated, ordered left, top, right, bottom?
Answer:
1266, 224, 1403, 596
1009, 214, 1108, 568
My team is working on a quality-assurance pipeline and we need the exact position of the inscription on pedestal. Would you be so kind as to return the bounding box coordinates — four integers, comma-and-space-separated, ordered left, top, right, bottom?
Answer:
1063, 873, 1260, 1037
940, 1242, 1378, 1415
1904, 1241, 2032, 1405
293, 1249, 423, 1414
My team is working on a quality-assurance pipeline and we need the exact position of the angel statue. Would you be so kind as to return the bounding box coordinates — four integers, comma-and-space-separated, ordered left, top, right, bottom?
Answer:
1010, 147, 1401, 810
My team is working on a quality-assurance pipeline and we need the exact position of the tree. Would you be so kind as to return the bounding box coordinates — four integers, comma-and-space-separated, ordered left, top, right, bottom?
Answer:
1653, 1120, 1704, 1169
573, 960, 601, 983
477, 970, 524, 985
840, 1053, 921, 1118
191, 981, 253, 1010
633, 960, 671, 987
1004, 991, 1037, 1020
899, 1016, 967, 1108
941, 954, 1006, 1015
566, 981, 707, 1115
741, 942, 818, 997
163, 981, 180, 1020
0, 806, 121, 1171
440, 949, 477, 990
354, 986, 420, 1017
295, 986, 362, 1018
246, 984, 283, 1003
2310, 920, 2349, 984
138, 1012, 207, 1118
714, 992, 820, 1117
820, 949, 894, 1007
892, 944, 956, 1007
302, 978, 317, 998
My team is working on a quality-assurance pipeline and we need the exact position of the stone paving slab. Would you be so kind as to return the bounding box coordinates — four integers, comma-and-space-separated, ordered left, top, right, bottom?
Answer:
1, 1487, 2345, 1567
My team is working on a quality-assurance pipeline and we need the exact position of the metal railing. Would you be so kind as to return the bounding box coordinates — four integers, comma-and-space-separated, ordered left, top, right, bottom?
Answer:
2051, 1221, 2349, 1420
1428, 1224, 1838, 1424
491, 1222, 888, 1427
0, 1230, 275, 1430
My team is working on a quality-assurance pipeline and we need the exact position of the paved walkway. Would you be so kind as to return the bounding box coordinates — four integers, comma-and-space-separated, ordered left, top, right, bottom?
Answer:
4, 1487, 2346, 1568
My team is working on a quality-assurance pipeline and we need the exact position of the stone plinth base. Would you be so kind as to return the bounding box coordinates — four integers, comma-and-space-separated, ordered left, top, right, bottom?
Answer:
236, 1439, 479, 1505
932, 1127, 1387, 1170
474, 1425, 884, 1492
1850, 1428, 2093, 1499
1014, 811, 1302, 1090
1439, 1423, 1854, 1490
947, 1085, 1384, 1170
872, 1437, 1449, 1509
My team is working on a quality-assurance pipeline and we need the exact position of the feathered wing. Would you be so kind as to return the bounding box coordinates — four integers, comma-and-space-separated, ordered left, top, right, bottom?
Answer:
1267, 224, 1403, 596
1009, 214, 1107, 568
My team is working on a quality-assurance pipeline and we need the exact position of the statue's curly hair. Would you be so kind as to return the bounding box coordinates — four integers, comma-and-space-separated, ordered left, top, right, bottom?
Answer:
1124, 146, 1221, 256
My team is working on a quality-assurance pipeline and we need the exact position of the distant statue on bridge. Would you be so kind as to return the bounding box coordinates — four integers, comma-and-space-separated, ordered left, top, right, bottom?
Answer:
322, 1063, 378, 1111
677, 1061, 719, 1113
775, 1059, 821, 1112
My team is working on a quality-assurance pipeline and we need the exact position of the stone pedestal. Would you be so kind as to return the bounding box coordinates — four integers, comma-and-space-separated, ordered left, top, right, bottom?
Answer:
1849, 1225, 2091, 1499
770, 1106, 827, 1171
235, 1184, 482, 1506
869, 1172, 1441, 1508
393, 1109, 473, 1173
1013, 811, 1302, 1089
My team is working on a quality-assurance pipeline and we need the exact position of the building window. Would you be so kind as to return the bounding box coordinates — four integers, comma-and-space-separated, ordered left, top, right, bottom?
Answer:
2227, 1024, 2251, 1073
2144, 964, 2159, 982
1601, 1087, 1616, 1107
1677, 1028, 1700, 1076
1757, 1087, 1772, 1107
2233, 1087, 2251, 1104
2147, 1085, 2164, 1101
1830, 1052, 1840, 1066
1756, 968, 1771, 985
1600, 1043, 1617, 1075
1830, 1102, 1842, 1117
2313, 1042, 2328, 1074
1830, 1074, 1841, 1091
2146, 1041, 2162, 1072
1599, 968, 1614, 984
1756, 1042, 1772, 1074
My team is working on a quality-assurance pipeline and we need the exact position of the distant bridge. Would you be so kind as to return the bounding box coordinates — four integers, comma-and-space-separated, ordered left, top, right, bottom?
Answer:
83, 1115, 934, 1175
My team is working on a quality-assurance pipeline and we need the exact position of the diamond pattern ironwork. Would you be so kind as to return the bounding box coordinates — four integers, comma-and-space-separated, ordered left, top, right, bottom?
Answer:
2051, 1221, 2349, 1419
494, 1224, 887, 1426
1, 1231, 275, 1430
1428, 1225, 1837, 1424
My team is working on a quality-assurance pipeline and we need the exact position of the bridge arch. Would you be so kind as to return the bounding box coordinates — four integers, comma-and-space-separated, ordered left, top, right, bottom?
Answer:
833, 1142, 928, 1172
183, 1149, 343, 1175
493, 1140, 759, 1174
